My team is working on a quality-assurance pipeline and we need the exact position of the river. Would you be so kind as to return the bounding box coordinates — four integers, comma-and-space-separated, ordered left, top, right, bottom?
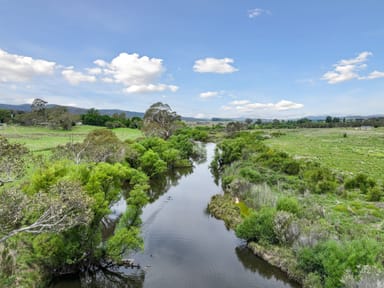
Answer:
52, 143, 299, 288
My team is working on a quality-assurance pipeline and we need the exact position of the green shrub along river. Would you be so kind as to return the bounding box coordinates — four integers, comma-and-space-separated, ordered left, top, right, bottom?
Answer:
0, 127, 206, 287
209, 131, 384, 287
2, 125, 384, 287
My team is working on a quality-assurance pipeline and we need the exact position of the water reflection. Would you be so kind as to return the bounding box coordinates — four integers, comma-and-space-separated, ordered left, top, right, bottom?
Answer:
147, 166, 193, 202
235, 245, 300, 288
80, 268, 144, 288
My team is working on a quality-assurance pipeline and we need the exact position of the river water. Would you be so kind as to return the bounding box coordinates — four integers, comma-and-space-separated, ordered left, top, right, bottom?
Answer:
53, 143, 299, 288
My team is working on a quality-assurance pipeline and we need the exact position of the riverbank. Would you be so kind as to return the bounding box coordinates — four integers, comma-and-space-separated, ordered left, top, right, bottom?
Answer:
208, 194, 304, 286
208, 132, 384, 287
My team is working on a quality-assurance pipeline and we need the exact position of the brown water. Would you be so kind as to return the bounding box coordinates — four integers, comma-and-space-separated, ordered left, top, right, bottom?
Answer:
52, 143, 299, 288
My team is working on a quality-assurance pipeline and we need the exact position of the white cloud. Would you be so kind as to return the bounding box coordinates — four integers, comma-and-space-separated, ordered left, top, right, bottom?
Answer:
363, 70, 384, 80
230, 100, 250, 105
125, 84, 178, 94
62, 68, 96, 85
194, 113, 206, 119
86, 67, 102, 75
200, 91, 219, 98
193, 57, 238, 74
322, 51, 384, 84
248, 8, 271, 18
98, 52, 163, 85
0, 49, 56, 82
93, 52, 177, 94
224, 99, 303, 113
274, 100, 304, 110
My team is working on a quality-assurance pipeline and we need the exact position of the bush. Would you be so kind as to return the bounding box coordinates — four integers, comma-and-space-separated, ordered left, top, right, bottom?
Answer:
297, 238, 382, 288
366, 185, 383, 201
139, 149, 167, 176
273, 211, 299, 245
239, 167, 263, 183
276, 197, 300, 215
345, 173, 376, 194
235, 207, 277, 244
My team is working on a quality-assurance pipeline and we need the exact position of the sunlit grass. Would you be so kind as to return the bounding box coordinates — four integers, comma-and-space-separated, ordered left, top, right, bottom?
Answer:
0, 125, 142, 152
264, 127, 384, 181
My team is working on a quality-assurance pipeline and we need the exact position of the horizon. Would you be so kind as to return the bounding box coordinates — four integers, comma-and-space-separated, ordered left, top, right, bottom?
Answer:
0, 1, 383, 119
2, 101, 383, 121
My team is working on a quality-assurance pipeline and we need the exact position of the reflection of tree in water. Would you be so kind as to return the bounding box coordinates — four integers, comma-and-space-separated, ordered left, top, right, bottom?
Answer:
80, 266, 144, 288
147, 166, 193, 202
235, 245, 297, 286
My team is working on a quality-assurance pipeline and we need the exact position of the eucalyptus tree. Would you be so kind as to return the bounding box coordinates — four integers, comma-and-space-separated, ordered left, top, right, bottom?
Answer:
142, 102, 181, 139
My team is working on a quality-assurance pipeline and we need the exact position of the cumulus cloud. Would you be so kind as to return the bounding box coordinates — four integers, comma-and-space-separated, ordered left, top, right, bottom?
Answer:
199, 91, 219, 98
363, 70, 384, 80
93, 52, 178, 93
193, 57, 238, 74
62, 68, 96, 85
248, 8, 271, 18
125, 84, 178, 94
230, 100, 250, 105
322, 51, 384, 84
86, 67, 102, 75
0, 49, 56, 82
224, 99, 303, 113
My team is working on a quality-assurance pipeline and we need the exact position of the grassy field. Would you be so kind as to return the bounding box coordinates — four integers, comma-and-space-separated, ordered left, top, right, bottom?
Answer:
264, 127, 384, 181
0, 125, 142, 152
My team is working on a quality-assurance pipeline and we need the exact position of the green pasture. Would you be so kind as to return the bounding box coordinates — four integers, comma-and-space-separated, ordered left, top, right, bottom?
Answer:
0, 125, 142, 152
264, 127, 384, 181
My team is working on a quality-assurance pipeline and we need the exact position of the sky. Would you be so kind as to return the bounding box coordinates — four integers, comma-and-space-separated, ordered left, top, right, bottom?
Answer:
0, 0, 384, 119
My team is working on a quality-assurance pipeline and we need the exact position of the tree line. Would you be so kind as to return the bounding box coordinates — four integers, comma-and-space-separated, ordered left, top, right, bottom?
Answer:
0, 98, 144, 130
0, 101, 208, 286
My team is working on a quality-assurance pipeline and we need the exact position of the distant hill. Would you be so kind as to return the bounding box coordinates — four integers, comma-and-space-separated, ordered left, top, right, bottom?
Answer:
2, 103, 382, 122
0, 103, 145, 118
0, 103, 206, 121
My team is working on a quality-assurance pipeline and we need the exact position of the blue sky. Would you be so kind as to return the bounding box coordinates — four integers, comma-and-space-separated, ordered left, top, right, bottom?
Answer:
0, 0, 383, 119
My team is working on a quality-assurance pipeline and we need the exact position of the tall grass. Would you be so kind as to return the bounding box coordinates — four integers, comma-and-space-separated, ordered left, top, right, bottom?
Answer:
0, 125, 142, 152
265, 128, 384, 181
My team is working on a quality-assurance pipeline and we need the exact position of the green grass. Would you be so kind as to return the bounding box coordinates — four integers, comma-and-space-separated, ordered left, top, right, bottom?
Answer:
264, 128, 384, 181
0, 125, 142, 152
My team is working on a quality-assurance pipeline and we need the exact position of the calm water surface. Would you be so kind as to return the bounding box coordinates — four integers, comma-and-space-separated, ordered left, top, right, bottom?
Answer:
53, 143, 299, 288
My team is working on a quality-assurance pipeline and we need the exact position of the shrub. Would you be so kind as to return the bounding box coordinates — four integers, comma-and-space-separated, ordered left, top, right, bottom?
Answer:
276, 197, 300, 215
366, 185, 383, 201
273, 211, 299, 245
297, 238, 382, 288
235, 207, 277, 244
345, 173, 376, 194
283, 160, 301, 175
139, 149, 167, 176
239, 167, 263, 183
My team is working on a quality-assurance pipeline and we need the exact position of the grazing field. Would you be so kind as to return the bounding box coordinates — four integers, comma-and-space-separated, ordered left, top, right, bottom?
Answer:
264, 127, 384, 181
0, 125, 142, 152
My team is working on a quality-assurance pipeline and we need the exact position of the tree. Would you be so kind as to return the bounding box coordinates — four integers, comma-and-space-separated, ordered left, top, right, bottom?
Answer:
53, 129, 125, 164
0, 109, 12, 123
46, 106, 75, 130
31, 98, 47, 113
81, 108, 110, 126
0, 179, 93, 243
142, 102, 181, 139
0, 137, 29, 185
226, 121, 244, 135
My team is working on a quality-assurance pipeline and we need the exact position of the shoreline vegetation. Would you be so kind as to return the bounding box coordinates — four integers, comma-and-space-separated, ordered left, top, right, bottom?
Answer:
208, 130, 384, 288
2, 109, 384, 287
0, 102, 210, 287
